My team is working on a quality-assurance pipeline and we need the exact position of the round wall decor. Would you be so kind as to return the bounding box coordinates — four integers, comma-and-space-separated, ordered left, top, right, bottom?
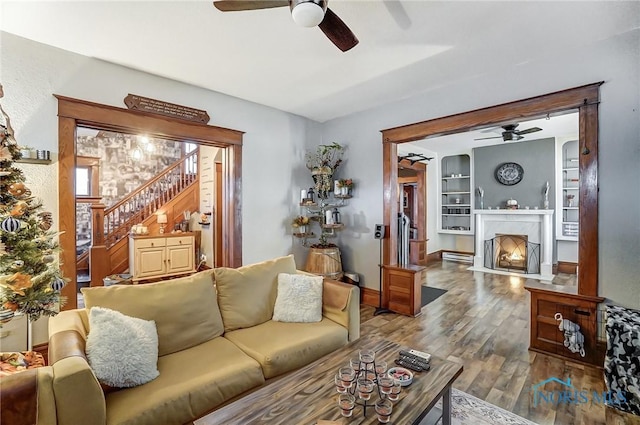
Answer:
495, 162, 524, 185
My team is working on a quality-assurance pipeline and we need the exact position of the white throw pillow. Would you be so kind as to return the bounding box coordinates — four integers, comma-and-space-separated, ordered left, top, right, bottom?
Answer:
272, 273, 323, 323
86, 307, 159, 388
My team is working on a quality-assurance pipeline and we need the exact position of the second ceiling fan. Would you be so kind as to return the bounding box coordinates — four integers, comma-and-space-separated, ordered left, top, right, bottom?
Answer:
213, 0, 359, 52
474, 123, 543, 142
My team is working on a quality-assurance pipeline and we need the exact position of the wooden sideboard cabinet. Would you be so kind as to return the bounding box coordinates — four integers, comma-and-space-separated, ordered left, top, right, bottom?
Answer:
129, 233, 196, 282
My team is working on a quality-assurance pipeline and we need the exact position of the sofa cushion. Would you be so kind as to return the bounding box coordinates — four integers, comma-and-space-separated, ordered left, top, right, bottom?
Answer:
215, 255, 297, 332
272, 273, 323, 323
224, 319, 348, 379
82, 270, 223, 356
86, 307, 159, 389
104, 337, 265, 425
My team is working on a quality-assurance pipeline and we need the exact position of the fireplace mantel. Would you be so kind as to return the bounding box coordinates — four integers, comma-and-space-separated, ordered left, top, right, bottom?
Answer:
472, 209, 554, 280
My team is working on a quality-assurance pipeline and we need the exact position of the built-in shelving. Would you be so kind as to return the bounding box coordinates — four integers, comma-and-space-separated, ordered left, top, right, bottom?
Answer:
557, 140, 579, 241
440, 154, 472, 234
15, 158, 52, 165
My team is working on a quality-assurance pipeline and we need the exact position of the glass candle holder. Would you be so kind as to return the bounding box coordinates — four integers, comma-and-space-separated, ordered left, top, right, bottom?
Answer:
375, 360, 387, 377
378, 376, 394, 395
359, 349, 375, 364
375, 398, 393, 423
356, 378, 374, 401
388, 381, 402, 402
334, 374, 347, 394
339, 367, 356, 389
338, 393, 356, 417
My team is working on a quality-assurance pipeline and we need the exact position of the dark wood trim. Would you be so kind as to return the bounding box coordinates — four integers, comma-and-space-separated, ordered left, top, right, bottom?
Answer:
381, 83, 602, 143
426, 250, 442, 263
556, 261, 578, 275
360, 287, 379, 308
57, 96, 244, 308
381, 83, 602, 305
32, 342, 49, 366
382, 142, 398, 309
58, 116, 77, 309
578, 102, 599, 297
55, 95, 243, 146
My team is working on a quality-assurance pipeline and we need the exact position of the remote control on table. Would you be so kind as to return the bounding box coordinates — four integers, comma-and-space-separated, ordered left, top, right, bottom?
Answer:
408, 349, 432, 363
394, 358, 426, 372
398, 351, 431, 370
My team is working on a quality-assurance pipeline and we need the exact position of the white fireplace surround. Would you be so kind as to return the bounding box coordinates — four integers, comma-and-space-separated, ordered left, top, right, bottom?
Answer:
472, 209, 554, 280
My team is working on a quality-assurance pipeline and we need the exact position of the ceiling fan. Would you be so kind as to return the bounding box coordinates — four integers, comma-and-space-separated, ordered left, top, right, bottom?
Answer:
212, 0, 359, 52
474, 123, 543, 142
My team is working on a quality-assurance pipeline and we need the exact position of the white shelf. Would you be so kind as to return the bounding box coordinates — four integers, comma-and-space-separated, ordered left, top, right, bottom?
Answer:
563, 167, 579, 171
442, 191, 471, 195
443, 204, 471, 207
443, 214, 471, 217
439, 229, 473, 235
563, 207, 579, 210
442, 176, 470, 180
562, 221, 579, 225
562, 187, 579, 190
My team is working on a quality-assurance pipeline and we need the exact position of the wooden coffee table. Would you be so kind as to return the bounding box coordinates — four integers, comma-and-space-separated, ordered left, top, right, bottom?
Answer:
195, 336, 463, 425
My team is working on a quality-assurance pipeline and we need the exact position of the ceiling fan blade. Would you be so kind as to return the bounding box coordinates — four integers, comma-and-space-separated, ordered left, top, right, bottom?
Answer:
515, 127, 543, 135
474, 135, 503, 141
213, 0, 288, 12
318, 8, 359, 52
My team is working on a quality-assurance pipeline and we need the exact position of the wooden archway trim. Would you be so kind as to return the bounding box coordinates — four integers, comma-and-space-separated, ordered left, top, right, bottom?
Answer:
381, 82, 603, 300
56, 95, 243, 309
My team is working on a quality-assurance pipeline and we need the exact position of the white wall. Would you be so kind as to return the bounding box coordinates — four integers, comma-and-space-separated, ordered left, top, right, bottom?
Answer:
1, 32, 322, 274
321, 28, 640, 308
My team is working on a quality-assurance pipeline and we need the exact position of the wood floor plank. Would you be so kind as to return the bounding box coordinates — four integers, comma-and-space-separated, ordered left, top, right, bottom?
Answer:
359, 260, 640, 425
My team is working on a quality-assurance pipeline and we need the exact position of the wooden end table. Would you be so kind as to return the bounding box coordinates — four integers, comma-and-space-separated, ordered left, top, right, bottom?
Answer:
195, 336, 462, 425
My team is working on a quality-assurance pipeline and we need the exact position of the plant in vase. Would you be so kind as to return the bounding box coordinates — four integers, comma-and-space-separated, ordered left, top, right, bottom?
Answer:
305, 142, 345, 200
336, 178, 353, 196
292, 215, 310, 234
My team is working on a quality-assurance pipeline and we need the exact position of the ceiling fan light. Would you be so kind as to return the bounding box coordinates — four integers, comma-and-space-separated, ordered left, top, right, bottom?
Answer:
291, 2, 325, 27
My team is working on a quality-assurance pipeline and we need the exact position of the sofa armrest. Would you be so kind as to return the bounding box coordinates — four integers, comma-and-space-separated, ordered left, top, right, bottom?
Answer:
321, 279, 360, 342
48, 310, 106, 425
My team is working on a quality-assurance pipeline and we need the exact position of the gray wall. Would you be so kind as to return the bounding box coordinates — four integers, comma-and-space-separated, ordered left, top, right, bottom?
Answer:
473, 138, 555, 210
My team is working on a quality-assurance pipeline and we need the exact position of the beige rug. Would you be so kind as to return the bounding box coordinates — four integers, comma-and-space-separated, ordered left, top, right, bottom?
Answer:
432, 388, 538, 425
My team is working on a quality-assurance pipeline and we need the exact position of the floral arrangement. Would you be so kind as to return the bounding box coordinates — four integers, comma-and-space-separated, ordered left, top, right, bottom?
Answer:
337, 178, 353, 189
291, 215, 310, 228
0, 84, 66, 324
304, 142, 345, 172
305, 143, 345, 200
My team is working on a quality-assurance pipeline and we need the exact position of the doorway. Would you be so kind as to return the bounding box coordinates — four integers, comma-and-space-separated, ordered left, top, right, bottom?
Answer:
57, 95, 243, 309
381, 83, 602, 304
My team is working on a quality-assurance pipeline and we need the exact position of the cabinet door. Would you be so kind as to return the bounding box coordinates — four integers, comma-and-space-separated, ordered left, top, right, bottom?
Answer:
166, 244, 194, 274
136, 246, 166, 278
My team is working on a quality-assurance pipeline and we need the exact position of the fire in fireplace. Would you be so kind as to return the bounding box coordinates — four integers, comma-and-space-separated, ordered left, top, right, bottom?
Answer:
484, 234, 541, 274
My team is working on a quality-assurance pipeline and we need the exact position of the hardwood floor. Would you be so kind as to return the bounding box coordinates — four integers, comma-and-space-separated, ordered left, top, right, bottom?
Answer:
359, 260, 639, 425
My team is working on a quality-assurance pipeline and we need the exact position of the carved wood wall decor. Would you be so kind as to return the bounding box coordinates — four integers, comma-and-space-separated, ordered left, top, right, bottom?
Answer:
124, 94, 210, 124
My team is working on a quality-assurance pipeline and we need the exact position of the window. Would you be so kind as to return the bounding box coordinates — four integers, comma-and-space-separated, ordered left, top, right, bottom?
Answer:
76, 167, 90, 196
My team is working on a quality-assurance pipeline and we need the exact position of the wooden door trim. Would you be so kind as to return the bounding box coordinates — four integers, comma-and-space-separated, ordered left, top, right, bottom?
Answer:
57, 96, 243, 309
380, 82, 602, 302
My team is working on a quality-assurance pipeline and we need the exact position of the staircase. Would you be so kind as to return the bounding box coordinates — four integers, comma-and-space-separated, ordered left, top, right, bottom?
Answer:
77, 150, 200, 286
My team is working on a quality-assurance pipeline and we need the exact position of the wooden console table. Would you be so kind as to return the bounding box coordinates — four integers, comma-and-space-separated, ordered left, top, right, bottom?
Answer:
383, 264, 426, 317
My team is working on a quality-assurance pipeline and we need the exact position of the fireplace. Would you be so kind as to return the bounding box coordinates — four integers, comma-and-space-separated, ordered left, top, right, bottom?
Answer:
484, 234, 540, 274
472, 209, 553, 280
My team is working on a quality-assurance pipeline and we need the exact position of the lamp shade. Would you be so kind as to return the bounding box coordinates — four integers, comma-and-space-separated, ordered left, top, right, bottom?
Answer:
291, 2, 325, 27
157, 213, 168, 224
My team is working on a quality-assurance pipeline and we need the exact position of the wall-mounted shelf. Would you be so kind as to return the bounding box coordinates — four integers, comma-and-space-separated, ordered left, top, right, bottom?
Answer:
15, 158, 52, 165
440, 154, 472, 234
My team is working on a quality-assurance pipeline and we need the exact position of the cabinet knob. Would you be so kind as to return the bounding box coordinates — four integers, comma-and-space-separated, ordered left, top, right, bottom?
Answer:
179, 241, 182, 244
151, 243, 154, 247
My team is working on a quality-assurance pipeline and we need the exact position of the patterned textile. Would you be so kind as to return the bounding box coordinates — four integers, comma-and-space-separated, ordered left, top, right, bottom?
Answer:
433, 388, 538, 425
0, 351, 45, 377
604, 305, 640, 415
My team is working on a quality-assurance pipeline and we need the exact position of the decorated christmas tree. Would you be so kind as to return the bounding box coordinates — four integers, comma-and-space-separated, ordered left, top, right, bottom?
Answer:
0, 84, 66, 327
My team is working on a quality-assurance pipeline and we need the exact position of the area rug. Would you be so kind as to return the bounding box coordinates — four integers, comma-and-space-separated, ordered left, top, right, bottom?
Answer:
430, 388, 538, 425
421, 286, 447, 307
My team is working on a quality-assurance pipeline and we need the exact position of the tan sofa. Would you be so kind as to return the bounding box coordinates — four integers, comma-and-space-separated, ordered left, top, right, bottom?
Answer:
36, 255, 360, 425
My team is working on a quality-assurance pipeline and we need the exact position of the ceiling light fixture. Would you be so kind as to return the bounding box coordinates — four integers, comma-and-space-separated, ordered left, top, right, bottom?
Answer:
291, 0, 326, 27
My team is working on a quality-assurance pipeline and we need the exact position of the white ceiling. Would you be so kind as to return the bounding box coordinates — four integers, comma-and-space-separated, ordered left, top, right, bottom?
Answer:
1, 1, 638, 123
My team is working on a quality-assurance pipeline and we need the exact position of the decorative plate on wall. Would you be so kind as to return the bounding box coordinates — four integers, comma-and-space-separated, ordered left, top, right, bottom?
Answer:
495, 162, 524, 185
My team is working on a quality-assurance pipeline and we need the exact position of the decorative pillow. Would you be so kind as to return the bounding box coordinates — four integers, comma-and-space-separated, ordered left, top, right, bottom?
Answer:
82, 270, 223, 356
215, 255, 297, 332
86, 307, 159, 389
272, 273, 323, 323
